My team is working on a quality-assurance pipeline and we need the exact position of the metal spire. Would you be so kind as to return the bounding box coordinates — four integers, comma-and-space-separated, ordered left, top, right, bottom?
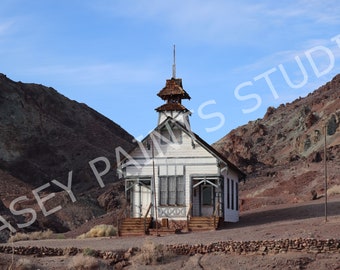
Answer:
172, 44, 176, 79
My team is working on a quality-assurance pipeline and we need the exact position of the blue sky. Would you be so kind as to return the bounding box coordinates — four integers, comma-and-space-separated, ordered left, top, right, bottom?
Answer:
1, 1, 340, 144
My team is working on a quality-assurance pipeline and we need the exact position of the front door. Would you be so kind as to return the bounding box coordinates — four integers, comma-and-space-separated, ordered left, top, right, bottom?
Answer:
192, 183, 215, 216
140, 184, 151, 217
131, 178, 152, 218
201, 185, 214, 216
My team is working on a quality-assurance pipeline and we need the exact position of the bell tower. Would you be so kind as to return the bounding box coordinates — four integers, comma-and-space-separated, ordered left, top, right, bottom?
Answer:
155, 46, 191, 129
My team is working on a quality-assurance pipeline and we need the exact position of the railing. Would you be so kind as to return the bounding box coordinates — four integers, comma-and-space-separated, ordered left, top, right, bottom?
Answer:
186, 203, 193, 231
213, 202, 220, 229
144, 203, 153, 233
116, 200, 130, 237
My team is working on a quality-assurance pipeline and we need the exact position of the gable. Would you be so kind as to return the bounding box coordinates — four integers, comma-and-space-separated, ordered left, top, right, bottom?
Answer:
119, 117, 245, 180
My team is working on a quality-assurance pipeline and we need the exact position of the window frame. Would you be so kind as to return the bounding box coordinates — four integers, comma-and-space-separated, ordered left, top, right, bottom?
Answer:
160, 126, 182, 145
202, 185, 213, 206
159, 175, 185, 206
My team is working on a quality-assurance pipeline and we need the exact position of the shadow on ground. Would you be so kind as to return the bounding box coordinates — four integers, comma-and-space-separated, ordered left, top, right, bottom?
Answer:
222, 199, 340, 229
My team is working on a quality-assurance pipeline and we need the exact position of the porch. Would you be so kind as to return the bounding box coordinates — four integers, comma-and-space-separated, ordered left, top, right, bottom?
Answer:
117, 202, 221, 236
119, 175, 223, 235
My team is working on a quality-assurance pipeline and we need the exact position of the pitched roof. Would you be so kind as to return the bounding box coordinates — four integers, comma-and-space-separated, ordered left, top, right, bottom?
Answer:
155, 102, 189, 112
154, 117, 246, 179
117, 117, 246, 180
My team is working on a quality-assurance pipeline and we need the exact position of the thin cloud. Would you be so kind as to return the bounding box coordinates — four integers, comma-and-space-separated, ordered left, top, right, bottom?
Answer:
0, 20, 14, 36
262, 0, 340, 24
27, 62, 160, 86
89, 1, 268, 45
227, 32, 340, 114
90, 1, 340, 46
231, 34, 340, 76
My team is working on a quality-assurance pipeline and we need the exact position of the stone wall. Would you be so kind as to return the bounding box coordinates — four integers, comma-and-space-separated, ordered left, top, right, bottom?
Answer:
0, 238, 339, 267
167, 238, 340, 255
0, 245, 136, 267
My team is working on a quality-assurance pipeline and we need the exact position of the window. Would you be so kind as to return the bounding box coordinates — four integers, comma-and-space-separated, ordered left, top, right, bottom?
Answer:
159, 176, 185, 205
231, 180, 234, 210
227, 178, 238, 210
236, 182, 239, 211
227, 178, 230, 209
160, 126, 182, 145
202, 186, 213, 205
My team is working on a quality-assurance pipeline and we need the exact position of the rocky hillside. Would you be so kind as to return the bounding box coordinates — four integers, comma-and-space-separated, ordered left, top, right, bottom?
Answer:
214, 74, 340, 209
1, 72, 339, 242
0, 73, 135, 237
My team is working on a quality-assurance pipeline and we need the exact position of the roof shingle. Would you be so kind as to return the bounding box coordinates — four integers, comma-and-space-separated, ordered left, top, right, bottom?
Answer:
157, 78, 191, 100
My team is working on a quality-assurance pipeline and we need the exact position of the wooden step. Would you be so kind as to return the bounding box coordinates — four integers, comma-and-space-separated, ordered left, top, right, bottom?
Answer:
148, 227, 177, 236
118, 217, 152, 236
188, 216, 220, 231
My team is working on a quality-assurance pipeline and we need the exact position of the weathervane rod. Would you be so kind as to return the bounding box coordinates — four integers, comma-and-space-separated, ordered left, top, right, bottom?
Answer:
172, 44, 176, 79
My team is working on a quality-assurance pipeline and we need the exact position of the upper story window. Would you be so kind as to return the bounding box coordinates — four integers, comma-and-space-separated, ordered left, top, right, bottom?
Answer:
160, 126, 182, 145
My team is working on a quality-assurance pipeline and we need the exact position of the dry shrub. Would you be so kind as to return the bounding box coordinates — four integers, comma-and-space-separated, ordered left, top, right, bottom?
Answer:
15, 258, 39, 270
311, 189, 318, 200
67, 254, 105, 270
77, 224, 117, 239
327, 185, 340, 196
8, 232, 29, 243
82, 247, 97, 257
133, 240, 174, 265
8, 229, 53, 243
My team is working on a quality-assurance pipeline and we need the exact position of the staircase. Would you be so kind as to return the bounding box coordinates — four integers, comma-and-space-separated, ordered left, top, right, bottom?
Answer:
118, 217, 152, 236
188, 216, 220, 231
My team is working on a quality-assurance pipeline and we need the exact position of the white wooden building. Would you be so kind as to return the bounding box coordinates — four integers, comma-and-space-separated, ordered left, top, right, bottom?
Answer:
118, 76, 245, 230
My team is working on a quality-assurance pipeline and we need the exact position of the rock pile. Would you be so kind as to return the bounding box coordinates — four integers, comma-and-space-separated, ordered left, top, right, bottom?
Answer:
167, 238, 340, 255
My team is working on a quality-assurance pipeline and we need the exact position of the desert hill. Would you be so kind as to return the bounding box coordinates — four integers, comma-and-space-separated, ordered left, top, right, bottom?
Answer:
0, 73, 135, 238
1, 72, 339, 243
214, 74, 340, 210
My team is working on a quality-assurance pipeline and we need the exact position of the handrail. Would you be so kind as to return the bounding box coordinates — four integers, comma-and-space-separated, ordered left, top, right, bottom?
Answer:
213, 202, 220, 217
186, 203, 193, 230
116, 200, 129, 237
144, 202, 153, 233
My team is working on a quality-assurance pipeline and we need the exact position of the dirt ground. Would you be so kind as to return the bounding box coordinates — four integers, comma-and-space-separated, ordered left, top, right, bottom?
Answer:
1, 195, 339, 269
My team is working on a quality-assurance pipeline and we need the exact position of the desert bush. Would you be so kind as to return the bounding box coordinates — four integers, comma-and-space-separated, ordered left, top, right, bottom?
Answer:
67, 254, 106, 270
53, 233, 65, 239
8, 229, 53, 243
311, 189, 318, 200
327, 114, 337, 135
82, 247, 97, 257
9, 232, 29, 242
15, 258, 39, 270
133, 240, 174, 265
77, 224, 117, 239
327, 185, 340, 196
0, 230, 9, 243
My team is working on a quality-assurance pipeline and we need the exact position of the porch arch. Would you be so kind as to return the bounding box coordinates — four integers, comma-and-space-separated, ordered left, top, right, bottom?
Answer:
191, 175, 223, 217
125, 177, 152, 218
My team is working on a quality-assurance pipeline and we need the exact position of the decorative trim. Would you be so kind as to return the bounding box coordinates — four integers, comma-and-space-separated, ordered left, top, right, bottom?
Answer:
158, 207, 186, 217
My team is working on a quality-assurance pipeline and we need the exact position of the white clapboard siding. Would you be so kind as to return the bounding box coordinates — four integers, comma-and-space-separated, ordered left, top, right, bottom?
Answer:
222, 169, 239, 222
126, 131, 212, 159
123, 117, 242, 222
